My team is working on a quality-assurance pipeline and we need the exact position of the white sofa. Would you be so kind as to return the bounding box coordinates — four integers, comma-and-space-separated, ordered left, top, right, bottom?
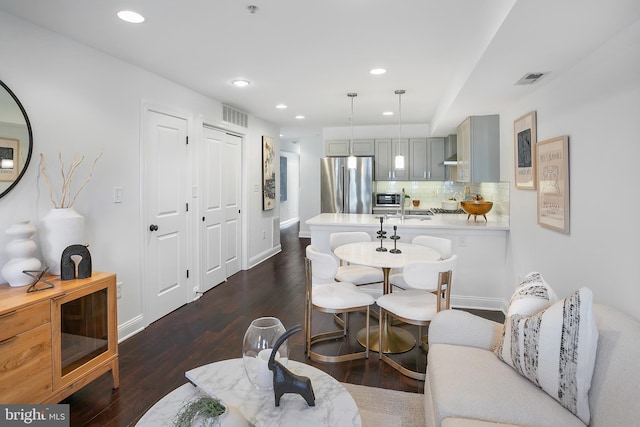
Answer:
424, 304, 640, 427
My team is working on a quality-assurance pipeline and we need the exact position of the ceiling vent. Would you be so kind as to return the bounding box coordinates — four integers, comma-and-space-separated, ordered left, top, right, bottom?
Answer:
515, 72, 548, 85
223, 105, 248, 128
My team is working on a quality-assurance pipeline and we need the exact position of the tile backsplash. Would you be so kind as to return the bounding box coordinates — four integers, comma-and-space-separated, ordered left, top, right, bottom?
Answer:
374, 181, 510, 217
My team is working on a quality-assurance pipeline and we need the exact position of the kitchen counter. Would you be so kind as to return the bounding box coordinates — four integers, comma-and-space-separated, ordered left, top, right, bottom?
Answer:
307, 212, 509, 230
306, 213, 510, 312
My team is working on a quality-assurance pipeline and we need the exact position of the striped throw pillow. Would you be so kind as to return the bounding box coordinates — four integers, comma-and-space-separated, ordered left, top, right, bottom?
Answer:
506, 272, 557, 317
496, 288, 598, 424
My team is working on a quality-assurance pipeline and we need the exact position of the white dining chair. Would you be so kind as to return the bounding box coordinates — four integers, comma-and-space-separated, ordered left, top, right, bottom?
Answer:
304, 245, 376, 363
390, 235, 453, 290
376, 255, 457, 380
330, 232, 384, 297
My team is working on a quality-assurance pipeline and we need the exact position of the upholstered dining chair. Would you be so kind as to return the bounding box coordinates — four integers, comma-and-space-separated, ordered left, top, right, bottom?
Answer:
376, 255, 457, 380
304, 245, 375, 363
330, 231, 384, 298
390, 235, 453, 290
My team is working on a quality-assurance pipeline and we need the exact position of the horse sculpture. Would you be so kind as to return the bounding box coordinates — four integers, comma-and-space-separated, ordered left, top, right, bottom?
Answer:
268, 324, 315, 407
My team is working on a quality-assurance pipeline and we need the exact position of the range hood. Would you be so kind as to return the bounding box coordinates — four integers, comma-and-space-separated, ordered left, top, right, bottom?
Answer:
443, 153, 458, 166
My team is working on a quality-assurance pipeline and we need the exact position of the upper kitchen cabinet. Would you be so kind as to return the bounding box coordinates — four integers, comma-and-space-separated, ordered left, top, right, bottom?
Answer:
409, 137, 445, 181
456, 115, 500, 182
324, 139, 375, 157
375, 138, 409, 181
444, 134, 457, 181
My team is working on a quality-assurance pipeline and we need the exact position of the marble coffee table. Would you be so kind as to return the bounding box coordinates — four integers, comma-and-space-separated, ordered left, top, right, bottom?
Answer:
136, 358, 361, 427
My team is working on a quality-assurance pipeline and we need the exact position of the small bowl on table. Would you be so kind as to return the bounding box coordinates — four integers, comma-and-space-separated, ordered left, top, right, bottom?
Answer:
460, 200, 493, 222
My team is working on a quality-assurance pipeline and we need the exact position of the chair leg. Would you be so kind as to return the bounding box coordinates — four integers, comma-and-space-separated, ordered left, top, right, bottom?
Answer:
378, 310, 427, 380
378, 306, 383, 360
304, 301, 311, 359
343, 312, 349, 336
365, 306, 369, 359
308, 307, 370, 364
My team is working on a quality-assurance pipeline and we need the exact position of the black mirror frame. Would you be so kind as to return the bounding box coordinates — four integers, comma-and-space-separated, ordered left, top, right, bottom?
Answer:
0, 79, 33, 199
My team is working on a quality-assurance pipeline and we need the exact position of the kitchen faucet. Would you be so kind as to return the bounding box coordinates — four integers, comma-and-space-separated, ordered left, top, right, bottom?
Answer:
401, 188, 406, 220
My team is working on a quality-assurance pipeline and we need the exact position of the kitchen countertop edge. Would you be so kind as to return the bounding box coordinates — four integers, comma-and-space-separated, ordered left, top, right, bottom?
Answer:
306, 213, 510, 231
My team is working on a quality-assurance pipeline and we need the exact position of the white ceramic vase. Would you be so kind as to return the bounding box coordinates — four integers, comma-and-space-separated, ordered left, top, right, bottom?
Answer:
40, 207, 85, 275
1, 220, 42, 287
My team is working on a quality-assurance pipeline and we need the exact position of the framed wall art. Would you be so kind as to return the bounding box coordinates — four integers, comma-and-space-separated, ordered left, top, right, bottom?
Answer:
536, 135, 570, 233
514, 111, 537, 189
262, 135, 276, 210
0, 137, 19, 182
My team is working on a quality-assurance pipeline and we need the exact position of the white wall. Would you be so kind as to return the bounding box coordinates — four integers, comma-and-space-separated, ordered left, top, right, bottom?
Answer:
500, 19, 640, 319
322, 124, 430, 142
298, 134, 323, 238
279, 150, 300, 228
0, 12, 280, 337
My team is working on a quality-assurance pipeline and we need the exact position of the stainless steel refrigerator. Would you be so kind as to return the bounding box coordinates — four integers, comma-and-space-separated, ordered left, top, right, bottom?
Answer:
320, 157, 373, 214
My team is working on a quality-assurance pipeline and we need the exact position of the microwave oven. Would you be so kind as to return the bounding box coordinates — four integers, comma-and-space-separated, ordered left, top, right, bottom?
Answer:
374, 193, 402, 207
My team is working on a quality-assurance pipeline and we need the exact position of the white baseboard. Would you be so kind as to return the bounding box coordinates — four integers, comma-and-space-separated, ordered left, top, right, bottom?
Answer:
248, 245, 282, 269
118, 314, 145, 343
451, 295, 507, 313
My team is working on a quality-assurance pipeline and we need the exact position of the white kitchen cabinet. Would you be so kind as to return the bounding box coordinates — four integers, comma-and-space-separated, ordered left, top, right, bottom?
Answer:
375, 138, 409, 181
352, 139, 375, 156
409, 137, 445, 181
456, 115, 500, 182
324, 139, 375, 157
324, 140, 349, 156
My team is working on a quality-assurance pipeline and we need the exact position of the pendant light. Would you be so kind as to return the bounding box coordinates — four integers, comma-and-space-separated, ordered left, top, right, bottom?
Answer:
394, 89, 406, 170
347, 92, 358, 169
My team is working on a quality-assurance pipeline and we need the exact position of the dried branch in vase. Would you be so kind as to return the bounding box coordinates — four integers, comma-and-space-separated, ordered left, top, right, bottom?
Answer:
39, 150, 103, 208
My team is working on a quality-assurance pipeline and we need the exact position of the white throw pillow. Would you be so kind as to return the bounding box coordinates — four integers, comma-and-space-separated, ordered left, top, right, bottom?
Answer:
496, 287, 598, 424
506, 272, 557, 316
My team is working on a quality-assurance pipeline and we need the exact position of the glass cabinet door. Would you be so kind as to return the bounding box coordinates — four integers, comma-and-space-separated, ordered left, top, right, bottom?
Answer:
60, 288, 109, 376
52, 275, 117, 393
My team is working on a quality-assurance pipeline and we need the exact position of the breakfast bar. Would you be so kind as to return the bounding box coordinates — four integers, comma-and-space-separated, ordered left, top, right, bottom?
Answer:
307, 213, 511, 311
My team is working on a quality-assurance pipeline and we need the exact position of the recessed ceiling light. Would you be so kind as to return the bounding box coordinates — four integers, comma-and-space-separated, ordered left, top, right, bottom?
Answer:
370, 68, 387, 75
275, 104, 288, 109
295, 115, 305, 120
117, 10, 145, 24
231, 79, 251, 87
383, 111, 394, 116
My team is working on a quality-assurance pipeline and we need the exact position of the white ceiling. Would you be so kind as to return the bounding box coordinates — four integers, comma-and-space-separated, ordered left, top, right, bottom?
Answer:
1, 0, 638, 140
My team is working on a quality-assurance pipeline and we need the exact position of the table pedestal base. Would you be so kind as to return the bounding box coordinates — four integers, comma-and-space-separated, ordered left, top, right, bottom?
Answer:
357, 325, 415, 354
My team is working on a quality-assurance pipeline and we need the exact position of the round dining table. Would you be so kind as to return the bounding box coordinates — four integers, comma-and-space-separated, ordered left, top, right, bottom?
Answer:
333, 241, 441, 353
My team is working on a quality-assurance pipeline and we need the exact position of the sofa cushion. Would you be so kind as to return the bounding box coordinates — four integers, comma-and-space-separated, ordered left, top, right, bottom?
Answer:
427, 343, 585, 427
507, 272, 557, 316
495, 288, 598, 425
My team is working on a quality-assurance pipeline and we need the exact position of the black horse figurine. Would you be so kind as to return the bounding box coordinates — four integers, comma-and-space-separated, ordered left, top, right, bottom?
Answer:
268, 325, 315, 407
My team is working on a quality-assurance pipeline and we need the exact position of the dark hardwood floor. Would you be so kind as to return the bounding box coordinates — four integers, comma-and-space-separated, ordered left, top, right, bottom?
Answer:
65, 223, 504, 426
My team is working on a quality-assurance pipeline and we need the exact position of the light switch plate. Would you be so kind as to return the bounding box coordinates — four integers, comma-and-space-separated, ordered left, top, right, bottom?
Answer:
113, 187, 123, 203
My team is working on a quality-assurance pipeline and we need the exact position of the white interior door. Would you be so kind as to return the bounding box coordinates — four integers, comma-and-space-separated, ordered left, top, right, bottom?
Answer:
199, 127, 226, 291
199, 129, 241, 291
223, 133, 241, 276
144, 109, 189, 324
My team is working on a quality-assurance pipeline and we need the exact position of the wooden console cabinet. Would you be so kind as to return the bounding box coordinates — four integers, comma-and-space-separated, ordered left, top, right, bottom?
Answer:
0, 272, 118, 403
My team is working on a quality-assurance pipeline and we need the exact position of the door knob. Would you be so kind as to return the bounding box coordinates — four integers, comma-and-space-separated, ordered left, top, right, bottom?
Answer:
149, 224, 158, 231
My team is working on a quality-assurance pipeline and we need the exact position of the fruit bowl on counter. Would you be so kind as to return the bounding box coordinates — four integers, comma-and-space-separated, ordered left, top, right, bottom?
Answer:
460, 200, 493, 222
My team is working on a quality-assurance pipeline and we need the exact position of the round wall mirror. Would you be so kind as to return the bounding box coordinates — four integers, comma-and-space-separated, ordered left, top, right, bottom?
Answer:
0, 79, 33, 199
